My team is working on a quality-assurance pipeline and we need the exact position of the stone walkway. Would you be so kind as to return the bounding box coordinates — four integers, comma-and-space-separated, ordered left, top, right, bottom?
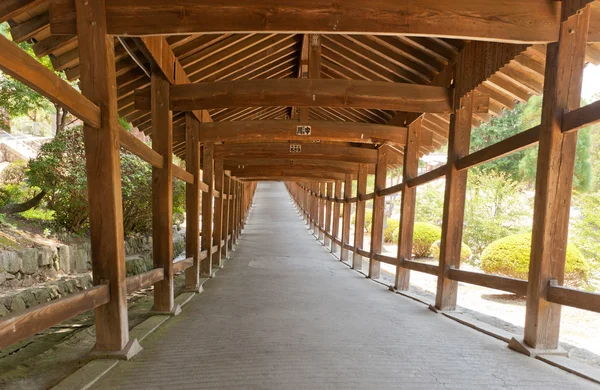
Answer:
91, 182, 598, 389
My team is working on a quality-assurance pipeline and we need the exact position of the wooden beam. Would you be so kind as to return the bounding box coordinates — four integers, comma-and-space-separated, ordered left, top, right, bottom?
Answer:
214, 143, 378, 164
221, 175, 231, 259
524, 2, 591, 350
201, 143, 214, 277
229, 162, 357, 176
353, 163, 368, 270
435, 91, 474, 311
151, 70, 175, 314
135, 80, 453, 113
324, 182, 333, 246
369, 147, 387, 279
0, 0, 45, 23
318, 182, 325, 241
0, 34, 101, 128
196, 120, 413, 146
331, 180, 342, 254
395, 118, 422, 291
136, 36, 210, 124
340, 174, 353, 262
76, 0, 130, 352
213, 160, 225, 268
50, 0, 563, 44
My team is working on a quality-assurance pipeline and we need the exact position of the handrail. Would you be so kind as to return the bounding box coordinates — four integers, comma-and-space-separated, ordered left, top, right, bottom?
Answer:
547, 279, 600, 314
126, 268, 164, 294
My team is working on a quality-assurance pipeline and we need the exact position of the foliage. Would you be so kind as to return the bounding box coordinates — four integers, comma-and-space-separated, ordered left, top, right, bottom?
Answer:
481, 233, 590, 287
19, 208, 54, 222
412, 222, 441, 257
415, 179, 445, 226
27, 125, 185, 234
463, 171, 532, 256
383, 218, 399, 243
0, 160, 28, 184
430, 239, 472, 263
364, 210, 372, 233
572, 193, 600, 264
0, 183, 38, 208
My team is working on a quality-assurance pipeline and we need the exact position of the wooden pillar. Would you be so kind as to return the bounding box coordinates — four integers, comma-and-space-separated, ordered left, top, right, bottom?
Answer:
304, 185, 310, 224
331, 180, 342, 253
151, 70, 176, 313
229, 179, 237, 247
213, 160, 224, 268
221, 174, 231, 259
369, 147, 388, 279
236, 182, 242, 238
185, 114, 201, 291
201, 143, 214, 277
340, 174, 353, 262
324, 182, 333, 247
435, 91, 474, 311
311, 182, 317, 233
317, 183, 325, 240
524, 2, 591, 350
353, 164, 368, 270
76, 0, 129, 353
395, 118, 422, 291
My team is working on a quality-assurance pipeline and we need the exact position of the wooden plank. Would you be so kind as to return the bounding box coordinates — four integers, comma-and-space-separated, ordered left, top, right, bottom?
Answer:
406, 164, 448, 188
173, 258, 195, 274
196, 120, 410, 145
378, 182, 404, 197
373, 253, 401, 267
524, 2, 591, 350
135, 80, 452, 113
546, 280, 600, 314
231, 168, 346, 181
172, 164, 194, 184
201, 143, 214, 277
185, 114, 202, 291
369, 147, 387, 279
448, 268, 527, 296
435, 91, 474, 311
0, 34, 101, 128
395, 118, 422, 291
49, 0, 562, 43
118, 125, 163, 168
10, 12, 49, 43
126, 268, 164, 294
331, 180, 342, 253
215, 143, 378, 164
353, 164, 368, 270
76, 0, 129, 352
0, 0, 46, 23
0, 284, 110, 350
213, 160, 225, 268
151, 71, 175, 313
562, 99, 600, 134
456, 126, 540, 171
402, 259, 439, 276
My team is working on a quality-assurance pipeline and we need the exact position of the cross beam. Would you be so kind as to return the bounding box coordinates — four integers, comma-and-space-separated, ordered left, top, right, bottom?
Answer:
134, 79, 453, 113
49, 0, 566, 43
197, 120, 432, 146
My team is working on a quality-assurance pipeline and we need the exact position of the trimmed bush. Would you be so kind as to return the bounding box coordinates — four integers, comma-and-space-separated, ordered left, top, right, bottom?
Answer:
364, 210, 373, 233
384, 218, 399, 243
430, 239, 472, 262
481, 233, 590, 287
412, 222, 441, 257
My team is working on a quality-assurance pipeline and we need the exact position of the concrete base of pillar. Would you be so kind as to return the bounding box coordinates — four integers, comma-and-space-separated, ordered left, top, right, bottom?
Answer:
508, 337, 568, 358
90, 338, 143, 361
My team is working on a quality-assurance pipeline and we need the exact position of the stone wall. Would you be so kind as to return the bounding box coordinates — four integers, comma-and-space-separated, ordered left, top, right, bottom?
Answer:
0, 227, 185, 288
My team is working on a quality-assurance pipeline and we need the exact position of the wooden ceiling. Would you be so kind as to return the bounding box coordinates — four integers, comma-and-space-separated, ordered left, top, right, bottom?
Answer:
3, 1, 600, 177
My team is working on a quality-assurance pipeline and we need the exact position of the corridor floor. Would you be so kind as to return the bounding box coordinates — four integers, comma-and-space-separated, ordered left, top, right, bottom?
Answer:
92, 182, 597, 389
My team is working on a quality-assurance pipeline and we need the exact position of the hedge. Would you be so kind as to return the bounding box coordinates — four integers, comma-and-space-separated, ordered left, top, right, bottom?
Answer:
481, 233, 590, 287
430, 239, 472, 262
384, 218, 399, 243
413, 222, 441, 257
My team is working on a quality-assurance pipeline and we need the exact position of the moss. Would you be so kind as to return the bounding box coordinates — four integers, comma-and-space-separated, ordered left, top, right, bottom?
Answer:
481, 233, 590, 287
384, 218, 399, 243
430, 239, 472, 262
413, 222, 441, 257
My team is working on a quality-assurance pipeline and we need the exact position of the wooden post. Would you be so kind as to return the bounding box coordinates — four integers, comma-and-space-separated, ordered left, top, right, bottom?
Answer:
331, 180, 342, 253
324, 182, 333, 247
353, 164, 368, 270
213, 160, 224, 268
151, 70, 176, 314
340, 174, 353, 262
185, 114, 202, 291
369, 147, 387, 279
229, 179, 237, 248
236, 182, 242, 238
222, 174, 231, 258
201, 142, 214, 277
318, 182, 325, 241
395, 118, 422, 290
75, 0, 135, 354
524, 2, 591, 350
435, 91, 474, 311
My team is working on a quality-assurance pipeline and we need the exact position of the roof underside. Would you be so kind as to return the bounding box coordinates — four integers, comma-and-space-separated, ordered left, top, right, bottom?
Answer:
5, 1, 600, 173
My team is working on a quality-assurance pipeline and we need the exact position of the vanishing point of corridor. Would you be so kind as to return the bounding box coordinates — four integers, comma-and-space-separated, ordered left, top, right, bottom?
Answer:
91, 183, 596, 389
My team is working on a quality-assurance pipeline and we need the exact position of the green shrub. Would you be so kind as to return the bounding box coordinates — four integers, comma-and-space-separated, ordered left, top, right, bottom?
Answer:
20, 208, 54, 221
364, 210, 373, 233
0, 182, 37, 208
413, 222, 441, 257
430, 239, 472, 262
481, 233, 590, 287
384, 218, 399, 243
27, 125, 185, 234
0, 160, 28, 184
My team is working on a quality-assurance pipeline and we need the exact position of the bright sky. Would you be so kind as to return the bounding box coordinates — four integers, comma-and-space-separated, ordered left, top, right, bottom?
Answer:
582, 63, 600, 102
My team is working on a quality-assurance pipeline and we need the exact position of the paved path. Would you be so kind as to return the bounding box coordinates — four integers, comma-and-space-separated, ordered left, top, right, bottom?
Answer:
92, 182, 597, 389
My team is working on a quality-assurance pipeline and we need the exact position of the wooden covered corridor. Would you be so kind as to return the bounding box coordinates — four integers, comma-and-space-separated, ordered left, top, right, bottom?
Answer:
0, 0, 600, 387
